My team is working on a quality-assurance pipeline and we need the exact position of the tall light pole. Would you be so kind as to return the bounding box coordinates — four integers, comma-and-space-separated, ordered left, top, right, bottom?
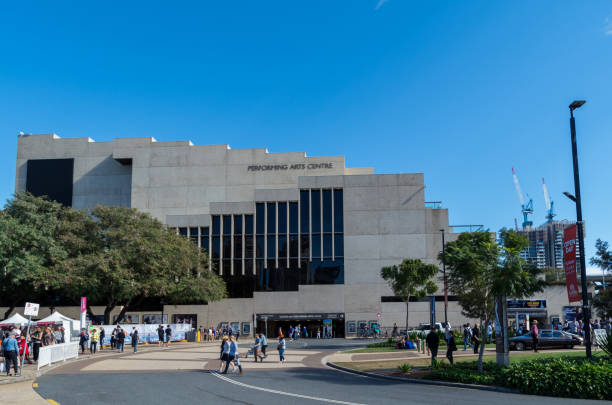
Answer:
440, 228, 448, 325
568, 100, 591, 359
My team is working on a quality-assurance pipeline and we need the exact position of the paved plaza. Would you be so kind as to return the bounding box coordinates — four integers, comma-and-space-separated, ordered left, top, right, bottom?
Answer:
5, 340, 598, 404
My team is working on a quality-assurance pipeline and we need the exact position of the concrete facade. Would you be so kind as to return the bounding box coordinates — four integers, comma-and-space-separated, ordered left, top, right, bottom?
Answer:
14, 134, 575, 334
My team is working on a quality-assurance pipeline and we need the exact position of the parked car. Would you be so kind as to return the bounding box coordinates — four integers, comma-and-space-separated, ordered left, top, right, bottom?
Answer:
509, 329, 583, 351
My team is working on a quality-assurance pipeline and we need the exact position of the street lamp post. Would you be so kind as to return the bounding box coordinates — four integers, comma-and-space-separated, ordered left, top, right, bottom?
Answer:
440, 229, 448, 325
568, 100, 592, 359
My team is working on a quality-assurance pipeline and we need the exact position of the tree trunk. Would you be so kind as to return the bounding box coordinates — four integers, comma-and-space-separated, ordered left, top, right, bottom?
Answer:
103, 305, 115, 325
4, 304, 16, 320
478, 319, 487, 373
405, 297, 411, 335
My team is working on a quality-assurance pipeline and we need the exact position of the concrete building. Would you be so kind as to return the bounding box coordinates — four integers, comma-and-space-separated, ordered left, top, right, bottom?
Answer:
13, 134, 578, 335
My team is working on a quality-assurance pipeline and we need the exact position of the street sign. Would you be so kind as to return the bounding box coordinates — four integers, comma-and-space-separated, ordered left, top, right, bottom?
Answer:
376, 312, 381, 318
24, 302, 39, 316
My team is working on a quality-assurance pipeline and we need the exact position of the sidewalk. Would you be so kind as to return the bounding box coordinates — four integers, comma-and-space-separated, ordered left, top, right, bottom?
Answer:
0, 341, 223, 385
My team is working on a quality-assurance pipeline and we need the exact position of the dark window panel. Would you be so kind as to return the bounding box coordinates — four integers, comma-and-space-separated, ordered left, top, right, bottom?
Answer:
311, 190, 321, 233
200, 227, 209, 237
312, 234, 321, 259
256, 203, 265, 234
256, 260, 265, 290
222, 260, 231, 276
222, 273, 254, 298
256, 236, 265, 259
212, 237, 220, 259
323, 234, 333, 258
267, 235, 276, 259
267, 259, 275, 270
234, 236, 243, 259
334, 235, 344, 257
212, 216, 221, 235
245, 215, 254, 235
234, 260, 243, 275
278, 202, 287, 234
245, 259, 254, 275
267, 203, 276, 234
278, 235, 288, 259
300, 190, 309, 235
300, 236, 310, 258
189, 227, 198, 237
289, 202, 298, 234
179, 227, 188, 237
26, 159, 74, 207
245, 236, 254, 258
223, 215, 232, 235
323, 189, 332, 233
223, 236, 232, 258
201, 236, 209, 254
289, 259, 299, 271
334, 189, 343, 233
289, 235, 299, 258
234, 215, 243, 235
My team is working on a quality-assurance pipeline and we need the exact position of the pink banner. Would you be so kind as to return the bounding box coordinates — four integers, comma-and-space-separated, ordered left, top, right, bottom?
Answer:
563, 225, 581, 303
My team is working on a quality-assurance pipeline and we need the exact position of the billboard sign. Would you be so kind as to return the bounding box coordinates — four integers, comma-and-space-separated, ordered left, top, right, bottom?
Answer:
563, 225, 581, 303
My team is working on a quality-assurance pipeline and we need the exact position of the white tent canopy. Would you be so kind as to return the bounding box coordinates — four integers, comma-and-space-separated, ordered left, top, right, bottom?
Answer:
36, 311, 80, 333
0, 313, 30, 326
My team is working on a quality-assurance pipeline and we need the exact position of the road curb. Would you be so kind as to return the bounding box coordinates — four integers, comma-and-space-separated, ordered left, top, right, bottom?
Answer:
325, 362, 520, 394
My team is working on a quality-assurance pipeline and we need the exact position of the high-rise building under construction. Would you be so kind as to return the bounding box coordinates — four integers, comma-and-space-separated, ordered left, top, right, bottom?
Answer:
519, 220, 584, 272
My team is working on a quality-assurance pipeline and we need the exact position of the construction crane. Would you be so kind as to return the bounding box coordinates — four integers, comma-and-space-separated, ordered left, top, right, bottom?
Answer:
512, 168, 533, 230
542, 178, 556, 223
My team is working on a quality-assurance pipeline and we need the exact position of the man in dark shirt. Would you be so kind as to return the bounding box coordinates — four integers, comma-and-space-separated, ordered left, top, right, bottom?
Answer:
164, 325, 172, 347
425, 327, 440, 367
157, 325, 165, 347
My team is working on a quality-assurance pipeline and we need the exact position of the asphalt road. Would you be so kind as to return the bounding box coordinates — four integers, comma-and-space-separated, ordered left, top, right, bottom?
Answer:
33, 340, 606, 405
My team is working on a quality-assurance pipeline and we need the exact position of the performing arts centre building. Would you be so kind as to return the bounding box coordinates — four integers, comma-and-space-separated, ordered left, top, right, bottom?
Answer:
16, 133, 461, 337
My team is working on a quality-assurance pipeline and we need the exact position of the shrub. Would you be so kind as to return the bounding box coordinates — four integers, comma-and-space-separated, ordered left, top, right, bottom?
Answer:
430, 357, 447, 370
501, 358, 612, 400
398, 363, 412, 373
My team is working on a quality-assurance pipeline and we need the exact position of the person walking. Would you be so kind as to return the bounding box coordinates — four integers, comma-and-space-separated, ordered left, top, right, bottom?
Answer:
444, 324, 451, 343
90, 327, 99, 354
79, 328, 89, 354
99, 327, 105, 351
157, 325, 165, 347
392, 322, 398, 338
131, 327, 139, 353
277, 335, 286, 363
463, 323, 473, 351
426, 327, 439, 366
110, 326, 117, 349
164, 325, 172, 347
218, 336, 230, 372
260, 333, 268, 358
116, 328, 125, 353
531, 320, 539, 352
253, 334, 264, 362
472, 325, 480, 354
18, 333, 33, 365
223, 336, 243, 374
446, 330, 457, 365
2, 332, 19, 376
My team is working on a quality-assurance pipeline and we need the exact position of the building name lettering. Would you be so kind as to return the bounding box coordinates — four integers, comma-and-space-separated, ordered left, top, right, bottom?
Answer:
247, 162, 334, 172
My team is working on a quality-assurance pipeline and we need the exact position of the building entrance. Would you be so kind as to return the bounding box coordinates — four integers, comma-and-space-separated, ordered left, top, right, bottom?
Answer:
256, 313, 345, 338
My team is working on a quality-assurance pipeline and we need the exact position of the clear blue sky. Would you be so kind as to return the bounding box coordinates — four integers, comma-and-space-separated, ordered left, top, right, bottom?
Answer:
1, 1, 610, 269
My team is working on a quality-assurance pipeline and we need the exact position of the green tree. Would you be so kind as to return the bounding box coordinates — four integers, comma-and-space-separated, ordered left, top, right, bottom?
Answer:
0, 193, 68, 318
52, 205, 226, 324
590, 239, 612, 319
440, 230, 544, 373
380, 259, 438, 334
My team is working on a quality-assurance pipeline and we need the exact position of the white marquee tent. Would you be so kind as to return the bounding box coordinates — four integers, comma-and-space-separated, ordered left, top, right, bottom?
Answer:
36, 311, 80, 334
0, 313, 30, 326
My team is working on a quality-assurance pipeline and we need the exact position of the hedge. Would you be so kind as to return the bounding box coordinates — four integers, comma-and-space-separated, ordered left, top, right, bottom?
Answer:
425, 358, 612, 400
